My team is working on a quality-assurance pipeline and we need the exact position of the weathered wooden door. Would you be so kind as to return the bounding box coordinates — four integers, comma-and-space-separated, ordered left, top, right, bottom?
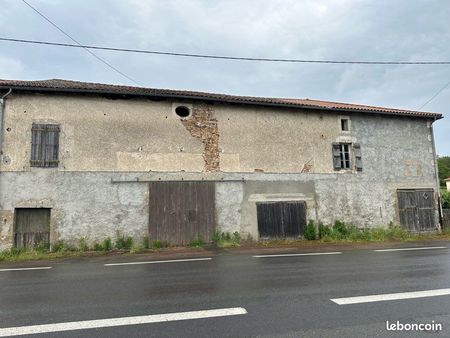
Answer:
397, 190, 435, 231
14, 208, 50, 248
257, 201, 306, 238
149, 182, 216, 245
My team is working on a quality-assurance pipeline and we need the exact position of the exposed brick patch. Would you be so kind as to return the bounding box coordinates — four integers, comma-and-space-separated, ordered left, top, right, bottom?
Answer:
181, 104, 219, 172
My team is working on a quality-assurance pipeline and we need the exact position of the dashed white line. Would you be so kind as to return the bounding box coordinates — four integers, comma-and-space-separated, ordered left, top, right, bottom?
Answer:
0, 267, 52, 272
374, 246, 447, 252
104, 257, 212, 266
253, 252, 342, 258
331, 288, 450, 305
0, 307, 248, 337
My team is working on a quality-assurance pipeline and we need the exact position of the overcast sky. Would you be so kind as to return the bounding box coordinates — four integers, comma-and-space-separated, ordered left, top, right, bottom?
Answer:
0, 0, 449, 154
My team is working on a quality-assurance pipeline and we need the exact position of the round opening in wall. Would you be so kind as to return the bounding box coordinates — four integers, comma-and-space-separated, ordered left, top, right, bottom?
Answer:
175, 106, 190, 118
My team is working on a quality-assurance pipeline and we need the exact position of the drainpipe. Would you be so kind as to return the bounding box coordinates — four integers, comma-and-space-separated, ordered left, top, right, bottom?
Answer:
0, 89, 12, 158
430, 117, 443, 230
0, 88, 12, 211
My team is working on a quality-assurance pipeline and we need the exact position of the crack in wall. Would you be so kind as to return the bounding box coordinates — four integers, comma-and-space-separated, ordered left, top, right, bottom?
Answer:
181, 104, 220, 172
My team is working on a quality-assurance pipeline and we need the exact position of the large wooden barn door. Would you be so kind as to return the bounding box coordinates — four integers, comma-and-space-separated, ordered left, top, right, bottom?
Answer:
397, 189, 435, 231
149, 182, 216, 245
14, 208, 50, 248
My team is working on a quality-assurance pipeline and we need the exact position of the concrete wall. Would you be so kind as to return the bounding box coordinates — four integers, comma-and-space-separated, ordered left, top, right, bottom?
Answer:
0, 92, 440, 249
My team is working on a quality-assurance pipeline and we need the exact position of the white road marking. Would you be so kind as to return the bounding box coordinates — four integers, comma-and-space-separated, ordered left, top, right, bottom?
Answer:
0, 307, 247, 337
374, 246, 447, 252
331, 288, 450, 305
104, 257, 212, 266
0, 267, 52, 272
253, 252, 342, 258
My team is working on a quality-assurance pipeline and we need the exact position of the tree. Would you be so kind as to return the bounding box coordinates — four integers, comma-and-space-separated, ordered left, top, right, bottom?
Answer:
437, 156, 450, 187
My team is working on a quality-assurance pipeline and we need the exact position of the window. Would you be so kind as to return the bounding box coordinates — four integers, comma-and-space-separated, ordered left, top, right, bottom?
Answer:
332, 142, 363, 171
338, 116, 351, 132
340, 143, 351, 168
30, 123, 60, 167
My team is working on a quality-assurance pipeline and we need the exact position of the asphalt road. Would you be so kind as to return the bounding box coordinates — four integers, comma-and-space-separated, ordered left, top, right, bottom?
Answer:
1, 245, 450, 337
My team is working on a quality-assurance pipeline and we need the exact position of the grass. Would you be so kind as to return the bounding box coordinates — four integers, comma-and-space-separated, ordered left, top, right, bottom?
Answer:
212, 231, 241, 248
1, 223, 449, 262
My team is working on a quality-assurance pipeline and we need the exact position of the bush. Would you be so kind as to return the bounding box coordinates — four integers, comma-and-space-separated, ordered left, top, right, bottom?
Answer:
304, 220, 317, 240
333, 220, 350, 238
318, 222, 331, 239
188, 237, 204, 248
142, 236, 150, 249
442, 190, 450, 209
51, 241, 66, 252
103, 237, 112, 251
213, 231, 242, 247
115, 234, 133, 250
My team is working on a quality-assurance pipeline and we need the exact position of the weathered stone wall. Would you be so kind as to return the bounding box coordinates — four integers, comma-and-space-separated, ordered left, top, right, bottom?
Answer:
0, 92, 440, 249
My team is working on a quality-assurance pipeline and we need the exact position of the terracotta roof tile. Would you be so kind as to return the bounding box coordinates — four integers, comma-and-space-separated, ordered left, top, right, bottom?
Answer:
0, 78, 442, 119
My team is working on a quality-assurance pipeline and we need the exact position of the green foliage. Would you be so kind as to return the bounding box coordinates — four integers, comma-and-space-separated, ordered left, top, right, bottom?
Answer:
304, 220, 317, 240
115, 234, 133, 250
213, 231, 242, 247
51, 240, 66, 252
333, 220, 351, 238
318, 222, 331, 239
103, 237, 112, 251
152, 240, 162, 249
441, 190, 450, 209
93, 242, 104, 251
438, 156, 450, 187
142, 236, 150, 249
78, 238, 89, 252
188, 237, 204, 248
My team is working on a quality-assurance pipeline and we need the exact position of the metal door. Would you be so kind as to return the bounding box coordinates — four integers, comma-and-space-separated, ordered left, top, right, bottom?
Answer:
14, 208, 50, 248
149, 182, 216, 245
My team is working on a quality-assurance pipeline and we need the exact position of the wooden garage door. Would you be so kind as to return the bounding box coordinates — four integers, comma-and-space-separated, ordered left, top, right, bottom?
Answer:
257, 201, 306, 238
14, 208, 50, 248
149, 182, 216, 245
397, 189, 435, 231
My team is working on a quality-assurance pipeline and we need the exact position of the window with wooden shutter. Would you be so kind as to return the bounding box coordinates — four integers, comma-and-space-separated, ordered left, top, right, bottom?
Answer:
30, 123, 60, 167
353, 143, 363, 171
332, 143, 341, 170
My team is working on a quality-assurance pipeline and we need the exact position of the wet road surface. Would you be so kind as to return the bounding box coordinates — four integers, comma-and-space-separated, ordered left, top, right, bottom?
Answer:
1, 244, 450, 337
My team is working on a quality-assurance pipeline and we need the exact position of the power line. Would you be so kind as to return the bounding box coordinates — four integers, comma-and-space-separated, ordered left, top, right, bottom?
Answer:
21, 0, 140, 85
2, 36, 450, 66
418, 80, 450, 110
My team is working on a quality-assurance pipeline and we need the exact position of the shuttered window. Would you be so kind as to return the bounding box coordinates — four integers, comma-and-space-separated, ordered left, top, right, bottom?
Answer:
30, 123, 60, 167
332, 142, 363, 171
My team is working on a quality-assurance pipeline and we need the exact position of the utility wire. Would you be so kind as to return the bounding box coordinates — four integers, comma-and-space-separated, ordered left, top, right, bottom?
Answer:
418, 80, 450, 110
21, 0, 140, 85
2, 36, 450, 66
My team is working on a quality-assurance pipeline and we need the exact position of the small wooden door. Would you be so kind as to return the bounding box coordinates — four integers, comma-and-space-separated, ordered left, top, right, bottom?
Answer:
14, 208, 51, 248
257, 201, 306, 238
397, 190, 435, 231
149, 182, 216, 245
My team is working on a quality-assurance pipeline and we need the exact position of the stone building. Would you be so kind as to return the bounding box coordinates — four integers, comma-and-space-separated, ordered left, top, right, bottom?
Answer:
0, 79, 443, 249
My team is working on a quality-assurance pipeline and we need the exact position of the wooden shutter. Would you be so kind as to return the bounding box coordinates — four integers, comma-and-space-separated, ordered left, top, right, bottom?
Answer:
30, 123, 60, 167
332, 143, 341, 170
353, 143, 363, 171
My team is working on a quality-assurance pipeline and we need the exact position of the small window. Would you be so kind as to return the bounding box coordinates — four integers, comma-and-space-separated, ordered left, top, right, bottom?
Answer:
30, 123, 60, 167
341, 119, 349, 131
